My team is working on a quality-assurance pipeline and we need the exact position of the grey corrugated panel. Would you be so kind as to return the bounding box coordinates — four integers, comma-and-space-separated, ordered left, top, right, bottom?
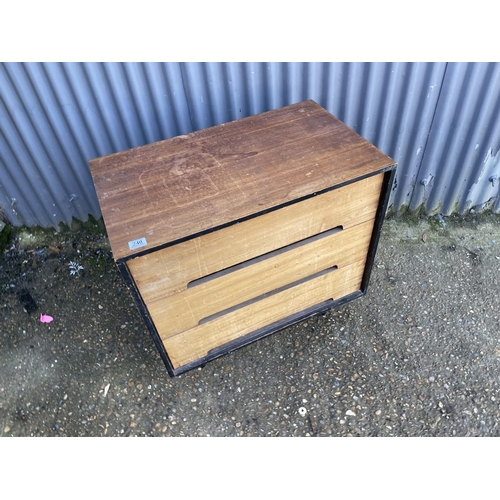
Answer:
410, 62, 500, 214
2, 61, 499, 229
144, 63, 193, 138
180, 62, 230, 129
0, 121, 45, 225
1, 62, 93, 226
179, 62, 291, 129
381, 62, 448, 211
0, 62, 195, 227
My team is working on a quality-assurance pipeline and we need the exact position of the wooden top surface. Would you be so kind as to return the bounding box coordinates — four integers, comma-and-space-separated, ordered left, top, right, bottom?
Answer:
89, 100, 396, 261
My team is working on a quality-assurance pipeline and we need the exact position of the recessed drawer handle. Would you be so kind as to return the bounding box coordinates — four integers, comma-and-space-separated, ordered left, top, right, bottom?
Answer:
198, 265, 338, 325
187, 225, 343, 289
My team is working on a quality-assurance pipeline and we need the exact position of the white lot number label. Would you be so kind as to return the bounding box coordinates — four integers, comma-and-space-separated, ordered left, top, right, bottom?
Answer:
128, 237, 147, 250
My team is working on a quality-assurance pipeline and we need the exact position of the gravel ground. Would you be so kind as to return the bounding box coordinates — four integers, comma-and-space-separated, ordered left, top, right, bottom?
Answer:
1, 212, 499, 437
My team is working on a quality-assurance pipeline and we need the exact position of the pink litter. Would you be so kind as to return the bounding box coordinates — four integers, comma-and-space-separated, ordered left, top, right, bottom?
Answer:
40, 314, 53, 323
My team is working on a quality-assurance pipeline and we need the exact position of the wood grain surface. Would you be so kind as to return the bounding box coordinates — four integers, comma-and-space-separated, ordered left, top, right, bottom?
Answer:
127, 173, 383, 301
146, 220, 374, 340
89, 100, 395, 260
162, 259, 367, 369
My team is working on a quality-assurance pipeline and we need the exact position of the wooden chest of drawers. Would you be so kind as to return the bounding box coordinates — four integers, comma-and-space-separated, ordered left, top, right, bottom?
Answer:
89, 100, 396, 376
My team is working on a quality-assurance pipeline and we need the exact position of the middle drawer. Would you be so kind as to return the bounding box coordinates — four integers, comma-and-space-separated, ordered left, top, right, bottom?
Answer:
127, 173, 383, 301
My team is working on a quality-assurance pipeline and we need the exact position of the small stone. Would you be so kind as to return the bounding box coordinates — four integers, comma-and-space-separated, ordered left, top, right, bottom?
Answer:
345, 410, 356, 416
3, 426, 10, 433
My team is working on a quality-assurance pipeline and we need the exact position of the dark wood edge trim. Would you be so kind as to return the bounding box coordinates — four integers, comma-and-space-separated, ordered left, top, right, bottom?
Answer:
116, 164, 397, 264
170, 290, 365, 377
117, 262, 176, 377
360, 165, 397, 294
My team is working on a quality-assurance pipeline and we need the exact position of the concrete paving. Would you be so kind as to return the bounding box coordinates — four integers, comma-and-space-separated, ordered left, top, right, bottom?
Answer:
1, 212, 499, 436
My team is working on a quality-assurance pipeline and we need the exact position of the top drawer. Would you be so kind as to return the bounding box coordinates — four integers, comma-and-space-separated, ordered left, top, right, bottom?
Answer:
127, 173, 383, 303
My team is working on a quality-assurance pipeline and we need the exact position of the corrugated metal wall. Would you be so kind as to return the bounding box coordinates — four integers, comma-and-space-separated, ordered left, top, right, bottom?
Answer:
1, 62, 499, 229
408, 63, 500, 214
